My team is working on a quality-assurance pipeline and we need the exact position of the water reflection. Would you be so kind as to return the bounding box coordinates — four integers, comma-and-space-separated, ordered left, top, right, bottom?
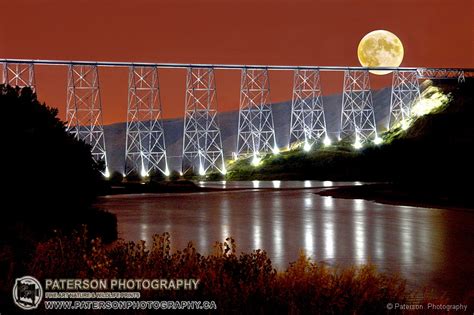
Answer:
221, 197, 230, 244
140, 223, 149, 245
304, 222, 314, 257
272, 193, 284, 266
323, 196, 334, 209
400, 208, 413, 265
323, 202, 335, 260
253, 195, 262, 250
374, 208, 384, 261
99, 182, 473, 299
198, 180, 367, 189
353, 199, 366, 264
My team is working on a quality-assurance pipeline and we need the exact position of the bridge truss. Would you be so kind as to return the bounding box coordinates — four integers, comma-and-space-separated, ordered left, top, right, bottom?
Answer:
237, 68, 277, 159
182, 67, 225, 175
1, 58, 472, 176
125, 66, 169, 177
66, 65, 109, 177
289, 69, 328, 150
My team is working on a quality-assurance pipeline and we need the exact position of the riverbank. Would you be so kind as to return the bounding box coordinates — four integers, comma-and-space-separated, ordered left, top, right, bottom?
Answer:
316, 183, 474, 211
102, 180, 220, 195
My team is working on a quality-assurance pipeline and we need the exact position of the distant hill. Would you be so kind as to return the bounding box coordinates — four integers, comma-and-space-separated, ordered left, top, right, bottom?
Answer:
104, 88, 392, 173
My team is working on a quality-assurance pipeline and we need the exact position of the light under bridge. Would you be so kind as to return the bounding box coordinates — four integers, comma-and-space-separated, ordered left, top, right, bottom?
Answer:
1, 58, 473, 177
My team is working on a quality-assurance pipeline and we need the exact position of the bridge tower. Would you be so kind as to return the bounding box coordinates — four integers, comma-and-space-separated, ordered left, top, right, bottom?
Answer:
2, 62, 36, 91
182, 67, 226, 175
237, 68, 277, 161
66, 65, 109, 177
389, 70, 420, 129
124, 66, 169, 177
340, 69, 377, 145
289, 69, 328, 150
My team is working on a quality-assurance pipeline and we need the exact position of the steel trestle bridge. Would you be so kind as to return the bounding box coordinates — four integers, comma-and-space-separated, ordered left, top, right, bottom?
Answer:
2, 58, 473, 177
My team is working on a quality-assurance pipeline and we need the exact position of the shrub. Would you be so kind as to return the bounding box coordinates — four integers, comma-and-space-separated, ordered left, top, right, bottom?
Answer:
168, 170, 181, 181
29, 230, 447, 314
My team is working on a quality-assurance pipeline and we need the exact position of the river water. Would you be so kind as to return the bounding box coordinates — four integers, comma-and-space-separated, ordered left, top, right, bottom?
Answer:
97, 181, 474, 300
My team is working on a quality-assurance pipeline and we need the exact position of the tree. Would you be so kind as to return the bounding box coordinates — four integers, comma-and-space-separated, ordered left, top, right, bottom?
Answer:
0, 85, 111, 239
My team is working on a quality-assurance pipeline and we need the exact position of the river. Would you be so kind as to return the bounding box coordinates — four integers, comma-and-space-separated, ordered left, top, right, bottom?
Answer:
96, 180, 474, 300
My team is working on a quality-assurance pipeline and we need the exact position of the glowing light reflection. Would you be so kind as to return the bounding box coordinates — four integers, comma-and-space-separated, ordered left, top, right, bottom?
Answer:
304, 223, 314, 257
354, 199, 365, 212
400, 208, 413, 265
375, 214, 384, 260
304, 195, 313, 208
353, 199, 366, 263
140, 223, 149, 244
323, 196, 334, 209
323, 204, 335, 260
323, 181, 333, 187
253, 222, 262, 250
303, 196, 315, 258
273, 213, 283, 267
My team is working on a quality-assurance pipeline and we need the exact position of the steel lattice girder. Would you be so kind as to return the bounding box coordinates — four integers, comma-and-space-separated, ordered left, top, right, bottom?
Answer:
417, 68, 466, 82
2, 62, 36, 91
340, 70, 377, 142
182, 67, 225, 175
237, 68, 277, 156
125, 66, 169, 177
389, 70, 420, 128
66, 65, 109, 176
289, 69, 328, 146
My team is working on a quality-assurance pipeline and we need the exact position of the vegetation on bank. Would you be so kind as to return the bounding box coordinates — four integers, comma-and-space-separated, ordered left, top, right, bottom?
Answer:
223, 79, 473, 204
30, 229, 447, 314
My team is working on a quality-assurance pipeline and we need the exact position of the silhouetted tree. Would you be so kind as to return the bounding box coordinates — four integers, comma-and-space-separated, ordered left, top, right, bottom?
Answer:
0, 85, 114, 240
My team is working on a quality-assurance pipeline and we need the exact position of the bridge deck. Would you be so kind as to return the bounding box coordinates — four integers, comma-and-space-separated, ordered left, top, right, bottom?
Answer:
1, 58, 474, 74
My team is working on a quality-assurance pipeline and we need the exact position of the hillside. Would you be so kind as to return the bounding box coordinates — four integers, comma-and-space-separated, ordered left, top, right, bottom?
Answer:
227, 79, 474, 206
103, 88, 392, 173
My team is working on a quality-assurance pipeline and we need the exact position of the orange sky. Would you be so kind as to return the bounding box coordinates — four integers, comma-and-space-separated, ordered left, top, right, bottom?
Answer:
1, 0, 473, 124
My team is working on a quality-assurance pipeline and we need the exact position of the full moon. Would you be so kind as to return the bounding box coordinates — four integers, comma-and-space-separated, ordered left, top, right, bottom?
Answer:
357, 30, 404, 75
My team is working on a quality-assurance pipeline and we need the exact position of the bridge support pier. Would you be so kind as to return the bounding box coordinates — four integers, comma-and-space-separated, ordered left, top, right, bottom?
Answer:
340, 69, 377, 146
389, 70, 420, 129
125, 66, 168, 177
2, 62, 36, 91
66, 65, 109, 176
237, 68, 277, 162
289, 69, 328, 150
182, 67, 225, 176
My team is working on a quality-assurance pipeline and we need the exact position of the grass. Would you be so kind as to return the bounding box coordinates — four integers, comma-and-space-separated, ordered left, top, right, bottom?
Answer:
28, 228, 448, 314
224, 142, 367, 181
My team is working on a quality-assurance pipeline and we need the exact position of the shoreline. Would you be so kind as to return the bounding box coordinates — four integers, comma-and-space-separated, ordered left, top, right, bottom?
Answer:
102, 180, 473, 212
316, 183, 474, 212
